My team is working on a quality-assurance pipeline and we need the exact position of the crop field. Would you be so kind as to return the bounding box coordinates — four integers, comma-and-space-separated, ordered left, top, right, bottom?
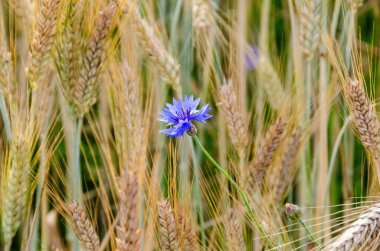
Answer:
0, 0, 380, 250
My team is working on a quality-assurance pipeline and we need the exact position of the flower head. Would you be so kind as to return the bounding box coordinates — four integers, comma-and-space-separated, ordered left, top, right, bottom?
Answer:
159, 95, 212, 138
285, 203, 302, 221
246, 45, 260, 70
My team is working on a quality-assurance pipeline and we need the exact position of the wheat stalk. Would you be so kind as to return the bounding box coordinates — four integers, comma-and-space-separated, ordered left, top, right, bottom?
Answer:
225, 208, 246, 251
247, 117, 286, 193
2, 135, 30, 244
325, 203, 380, 250
158, 198, 179, 251
27, 0, 61, 87
218, 79, 249, 156
298, 0, 322, 59
67, 201, 100, 251
116, 171, 140, 251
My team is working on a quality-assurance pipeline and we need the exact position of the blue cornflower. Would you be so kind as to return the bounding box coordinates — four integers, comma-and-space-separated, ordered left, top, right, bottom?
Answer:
246, 45, 260, 70
159, 95, 212, 138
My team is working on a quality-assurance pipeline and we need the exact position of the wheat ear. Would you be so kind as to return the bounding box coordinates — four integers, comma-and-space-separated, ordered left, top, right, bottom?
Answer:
130, 8, 181, 95
346, 0, 364, 13
121, 62, 145, 172
73, 3, 116, 115
218, 79, 249, 156
27, 0, 61, 86
225, 208, 246, 251
343, 79, 380, 183
177, 211, 199, 251
0, 45, 13, 95
55, 0, 84, 113
256, 56, 286, 111
247, 117, 286, 193
298, 0, 322, 59
274, 128, 302, 203
325, 203, 380, 250
67, 201, 100, 251
116, 171, 140, 251
158, 198, 179, 251
192, 0, 214, 29
2, 136, 30, 243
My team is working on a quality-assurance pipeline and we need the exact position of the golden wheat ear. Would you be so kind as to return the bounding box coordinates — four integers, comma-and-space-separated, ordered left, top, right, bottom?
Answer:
247, 117, 286, 194
130, 7, 182, 96
2, 135, 30, 245
158, 198, 180, 251
116, 171, 140, 251
27, 0, 61, 87
273, 127, 302, 203
325, 203, 380, 250
225, 208, 245, 250
218, 79, 249, 157
67, 201, 100, 251
343, 79, 380, 183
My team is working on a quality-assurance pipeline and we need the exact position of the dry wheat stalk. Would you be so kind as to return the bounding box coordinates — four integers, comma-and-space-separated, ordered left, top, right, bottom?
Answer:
225, 208, 245, 251
247, 117, 286, 193
158, 198, 179, 251
67, 201, 100, 251
325, 203, 380, 250
2, 135, 30, 243
192, 0, 214, 29
345, 79, 380, 156
298, 0, 321, 58
131, 8, 181, 94
274, 128, 302, 203
116, 171, 140, 251
27, 0, 61, 86
218, 79, 249, 156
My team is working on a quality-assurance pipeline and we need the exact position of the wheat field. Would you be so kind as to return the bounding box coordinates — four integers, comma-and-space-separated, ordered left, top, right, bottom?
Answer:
0, 0, 380, 250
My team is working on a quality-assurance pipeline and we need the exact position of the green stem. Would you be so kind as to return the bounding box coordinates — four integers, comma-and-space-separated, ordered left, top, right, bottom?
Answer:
4, 242, 11, 251
68, 115, 83, 251
192, 135, 274, 248
189, 138, 206, 247
71, 116, 83, 201
299, 219, 321, 250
